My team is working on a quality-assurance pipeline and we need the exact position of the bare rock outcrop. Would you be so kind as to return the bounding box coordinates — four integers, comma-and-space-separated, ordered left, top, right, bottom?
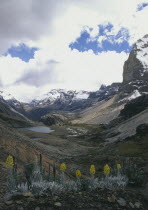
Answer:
123, 34, 148, 83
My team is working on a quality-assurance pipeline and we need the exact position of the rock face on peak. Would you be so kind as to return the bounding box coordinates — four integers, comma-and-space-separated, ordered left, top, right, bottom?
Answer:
73, 35, 148, 136
123, 34, 148, 83
89, 83, 121, 101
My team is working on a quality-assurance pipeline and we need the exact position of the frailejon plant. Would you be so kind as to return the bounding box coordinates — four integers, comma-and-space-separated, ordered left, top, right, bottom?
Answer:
17, 183, 28, 193
76, 169, 81, 187
89, 165, 97, 190
117, 164, 121, 170
30, 162, 46, 195
5, 156, 14, 168
24, 155, 44, 192
30, 180, 79, 195
97, 175, 128, 190
90, 165, 96, 177
5, 157, 129, 194
5, 156, 17, 192
60, 163, 66, 184
103, 164, 110, 188
96, 164, 128, 190
31, 180, 49, 195
24, 163, 35, 189
31, 165, 42, 182
117, 163, 122, 176
104, 164, 110, 175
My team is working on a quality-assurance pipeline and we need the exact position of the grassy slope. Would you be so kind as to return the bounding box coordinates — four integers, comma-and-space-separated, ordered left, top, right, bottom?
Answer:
0, 112, 31, 128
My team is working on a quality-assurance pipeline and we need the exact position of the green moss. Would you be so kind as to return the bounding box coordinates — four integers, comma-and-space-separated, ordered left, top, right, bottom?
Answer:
118, 140, 148, 158
0, 112, 30, 127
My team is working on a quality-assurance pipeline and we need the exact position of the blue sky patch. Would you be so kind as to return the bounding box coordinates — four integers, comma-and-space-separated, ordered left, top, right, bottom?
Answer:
69, 23, 133, 54
5, 44, 38, 62
137, 3, 148, 11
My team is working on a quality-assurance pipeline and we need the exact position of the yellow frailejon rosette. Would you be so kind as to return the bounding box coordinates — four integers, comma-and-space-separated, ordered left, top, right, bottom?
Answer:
60, 163, 66, 171
5, 156, 14, 168
104, 164, 110, 175
117, 164, 121, 169
90, 165, 96, 175
76, 170, 81, 178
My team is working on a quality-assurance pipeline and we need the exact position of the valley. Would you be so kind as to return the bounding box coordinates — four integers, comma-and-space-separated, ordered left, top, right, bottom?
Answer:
0, 34, 148, 209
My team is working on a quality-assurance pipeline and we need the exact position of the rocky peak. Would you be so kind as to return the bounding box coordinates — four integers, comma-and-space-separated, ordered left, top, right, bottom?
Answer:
123, 34, 148, 83
30, 89, 91, 107
89, 83, 121, 101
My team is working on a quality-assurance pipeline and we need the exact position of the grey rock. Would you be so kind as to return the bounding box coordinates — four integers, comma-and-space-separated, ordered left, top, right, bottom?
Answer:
4, 193, 13, 201
5, 200, 13, 205
22, 192, 33, 197
35, 207, 40, 210
16, 200, 23, 204
117, 198, 126, 206
135, 201, 141, 208
129, 202, 135, 208
54, 202, 62, 207
108, 194, 116, 203
17, 207, 24, 210
53, 196, 59, 201
123, 34, 148, 83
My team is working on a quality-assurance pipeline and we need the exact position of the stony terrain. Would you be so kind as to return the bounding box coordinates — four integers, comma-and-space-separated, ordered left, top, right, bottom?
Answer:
1, 187, 147, 210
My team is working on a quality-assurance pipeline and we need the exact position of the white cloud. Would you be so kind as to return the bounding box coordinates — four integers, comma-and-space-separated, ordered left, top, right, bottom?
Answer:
56, 49, 128, 90
0, 55, 27, 86
0, 0, 69, 53
0, 0, 147, 102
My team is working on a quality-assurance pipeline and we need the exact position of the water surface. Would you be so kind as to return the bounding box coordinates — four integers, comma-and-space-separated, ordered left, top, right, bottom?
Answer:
19, 126, 54, 134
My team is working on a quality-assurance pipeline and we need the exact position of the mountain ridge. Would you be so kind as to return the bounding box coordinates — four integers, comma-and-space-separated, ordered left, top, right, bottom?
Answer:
0, 35, 147, 125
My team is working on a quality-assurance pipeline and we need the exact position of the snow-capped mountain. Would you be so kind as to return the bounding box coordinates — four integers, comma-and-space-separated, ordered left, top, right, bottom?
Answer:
0, 90, 23, 108
0, 35, 147, 123
89, 83, 121, 101
30, 89, 90, 107
136, 34, 148, 73
0, 91, 14, 100
119, 34, 148, 102
0, 90, 30, 123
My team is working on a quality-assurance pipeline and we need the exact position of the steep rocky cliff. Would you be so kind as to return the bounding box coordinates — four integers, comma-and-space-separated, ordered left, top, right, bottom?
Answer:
123, 34, 148, 83
73, 35, 148, 142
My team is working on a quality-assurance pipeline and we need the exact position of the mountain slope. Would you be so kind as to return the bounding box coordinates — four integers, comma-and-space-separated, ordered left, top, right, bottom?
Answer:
1, 35, 147, 127
72, 95, 125, 124
0, 93, 31, 127
72, 35, 148, 141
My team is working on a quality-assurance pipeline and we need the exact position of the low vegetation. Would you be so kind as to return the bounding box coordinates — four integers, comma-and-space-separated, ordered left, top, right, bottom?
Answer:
5, 155, 143, 197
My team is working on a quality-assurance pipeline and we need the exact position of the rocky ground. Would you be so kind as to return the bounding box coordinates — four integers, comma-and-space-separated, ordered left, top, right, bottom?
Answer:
1, 185, 148, 210
0, 112, 148, 210
0, 130, 148, 210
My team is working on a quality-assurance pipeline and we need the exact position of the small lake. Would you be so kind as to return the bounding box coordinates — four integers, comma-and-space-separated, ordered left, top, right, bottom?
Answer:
19, 126, 54, 134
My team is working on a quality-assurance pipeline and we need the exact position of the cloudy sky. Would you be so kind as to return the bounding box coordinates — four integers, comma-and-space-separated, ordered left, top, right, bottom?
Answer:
0, 0, 148, 102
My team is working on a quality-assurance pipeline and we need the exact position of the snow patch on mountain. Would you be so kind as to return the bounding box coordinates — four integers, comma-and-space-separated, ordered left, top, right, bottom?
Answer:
0, 91, 14, 100
136, 34, 148, 71
31, 89, 90, 106
128, 90, 141, 100
73, 91, 89, 100
118, 90, 141, 103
